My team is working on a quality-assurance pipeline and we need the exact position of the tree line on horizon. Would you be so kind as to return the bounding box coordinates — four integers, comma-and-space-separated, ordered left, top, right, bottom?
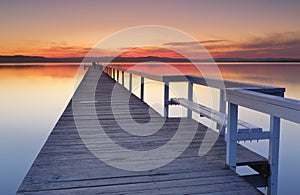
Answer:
0, 55, 299, 63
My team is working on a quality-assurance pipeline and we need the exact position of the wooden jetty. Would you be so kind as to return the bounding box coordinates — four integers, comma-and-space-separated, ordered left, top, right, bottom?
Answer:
17, 64, 300, 194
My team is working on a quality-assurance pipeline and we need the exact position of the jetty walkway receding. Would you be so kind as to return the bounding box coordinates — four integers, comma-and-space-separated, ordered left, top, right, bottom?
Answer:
18, 64, 300, 194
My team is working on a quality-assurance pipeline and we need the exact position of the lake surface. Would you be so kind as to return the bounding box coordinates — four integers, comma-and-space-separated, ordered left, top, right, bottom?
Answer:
0, 62, 299, 194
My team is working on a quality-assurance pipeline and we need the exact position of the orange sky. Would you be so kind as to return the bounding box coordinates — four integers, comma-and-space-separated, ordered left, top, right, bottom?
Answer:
118, 47, 184, 58
1, 0, 300, 59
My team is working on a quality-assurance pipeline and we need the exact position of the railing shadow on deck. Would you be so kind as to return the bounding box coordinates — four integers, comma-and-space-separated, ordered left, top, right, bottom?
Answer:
94, 63, 300, 195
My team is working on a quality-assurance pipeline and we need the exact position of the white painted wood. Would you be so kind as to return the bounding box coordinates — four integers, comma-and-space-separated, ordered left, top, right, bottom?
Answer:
227, 103, 238, 170
107, 65, 164, 82
226, 89, 300, 124
268, 115, 280, 195
117, 70, 119, 83
219, 89, 226, 135
236, 131, 270, 141
140, 76, 144, 101
122, 71, 124, 86
100, 64, 294, 194
187, 83, 193, 119
164, 81, 169, 118
170, 98, 265, 140
129, 73, 132, 92
101, 65, 284, 95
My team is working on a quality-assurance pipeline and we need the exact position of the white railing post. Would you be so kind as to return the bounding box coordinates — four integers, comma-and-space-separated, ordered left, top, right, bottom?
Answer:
117, 70, 119, 83
140, 77, 144, 101
226, 102, 238, 170
164, 81, 169, 118
268, 115, 280, 195
219, 89, 226, 135
129, 73, 132, 92
122, 71, 124, 86
187, 82, 193, 118
112, 68, 115, 80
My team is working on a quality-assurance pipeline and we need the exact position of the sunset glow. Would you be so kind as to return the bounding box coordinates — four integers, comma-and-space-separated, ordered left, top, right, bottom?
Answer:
118, 47, 184, 58
1, 0, 300, 59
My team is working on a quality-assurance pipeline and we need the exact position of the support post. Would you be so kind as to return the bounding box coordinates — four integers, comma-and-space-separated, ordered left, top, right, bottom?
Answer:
113, 68, 115, 79
164, 81, 169, 118
187, 82, 193, 118
122, 71, 124, 86
117, 70, 119, 83
268, 115, 280, 195
129, 73, 132, 92
226, 102, 238, 170
219, 89, 226, 135
140, 77, 144, 101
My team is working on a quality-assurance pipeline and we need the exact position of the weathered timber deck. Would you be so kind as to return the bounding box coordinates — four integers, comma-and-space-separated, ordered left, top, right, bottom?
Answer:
17, 68, 265, 194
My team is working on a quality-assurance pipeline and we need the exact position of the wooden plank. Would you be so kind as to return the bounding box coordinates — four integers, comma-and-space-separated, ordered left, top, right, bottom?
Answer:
17, 67, 263, 194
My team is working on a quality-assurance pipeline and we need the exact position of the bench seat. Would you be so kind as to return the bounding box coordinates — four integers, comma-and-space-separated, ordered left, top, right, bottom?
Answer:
170, 98, 269, 141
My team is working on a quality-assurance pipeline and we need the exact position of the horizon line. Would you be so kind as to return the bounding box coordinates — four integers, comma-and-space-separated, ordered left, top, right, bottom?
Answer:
1, 55, 300, 63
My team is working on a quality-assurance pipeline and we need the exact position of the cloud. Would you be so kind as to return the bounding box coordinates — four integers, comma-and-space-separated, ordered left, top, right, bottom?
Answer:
239, 32, 300, 50
201, 40, 228, 44
161, 33, 300, 59
164, 41, 199, 47
10, 33, 300, 59
118, 46, 184, 58
41, 45, 91, 58
21, 42, 118, 58
162, 40, 230, 59
164, 40, 227, 47
198, 32, 300, 58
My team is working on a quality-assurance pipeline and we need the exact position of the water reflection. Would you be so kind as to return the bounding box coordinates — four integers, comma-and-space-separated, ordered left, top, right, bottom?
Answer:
218, 63, 300, 99
0, 64, 83, 194
0, 62, 299, 194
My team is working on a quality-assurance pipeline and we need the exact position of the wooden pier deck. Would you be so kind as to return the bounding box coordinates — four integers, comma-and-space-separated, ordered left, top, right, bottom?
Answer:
17, 67, 266, 194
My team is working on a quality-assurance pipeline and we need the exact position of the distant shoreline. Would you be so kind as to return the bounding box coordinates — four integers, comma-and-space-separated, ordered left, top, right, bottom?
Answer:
0, 55, 300, 63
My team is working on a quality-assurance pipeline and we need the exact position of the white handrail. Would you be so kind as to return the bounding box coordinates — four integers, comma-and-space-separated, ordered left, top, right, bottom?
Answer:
226, 89, 300, 195
99, 63, 295, 195
226, 88, 300, 124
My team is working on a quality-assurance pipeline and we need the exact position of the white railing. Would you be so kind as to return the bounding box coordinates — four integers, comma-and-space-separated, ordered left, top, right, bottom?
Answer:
101, 64, 284, 118
226, 88, 300, 195
100, 63, 294, 195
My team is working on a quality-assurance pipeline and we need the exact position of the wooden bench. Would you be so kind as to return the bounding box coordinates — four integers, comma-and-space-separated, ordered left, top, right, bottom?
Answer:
170, 98, 270, 141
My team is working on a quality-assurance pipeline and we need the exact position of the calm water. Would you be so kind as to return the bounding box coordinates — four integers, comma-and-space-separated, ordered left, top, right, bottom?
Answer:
0, 62, 299, 194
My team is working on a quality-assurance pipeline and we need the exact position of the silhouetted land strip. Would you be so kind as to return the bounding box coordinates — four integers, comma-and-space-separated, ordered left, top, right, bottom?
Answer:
1, 55, 300, 63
